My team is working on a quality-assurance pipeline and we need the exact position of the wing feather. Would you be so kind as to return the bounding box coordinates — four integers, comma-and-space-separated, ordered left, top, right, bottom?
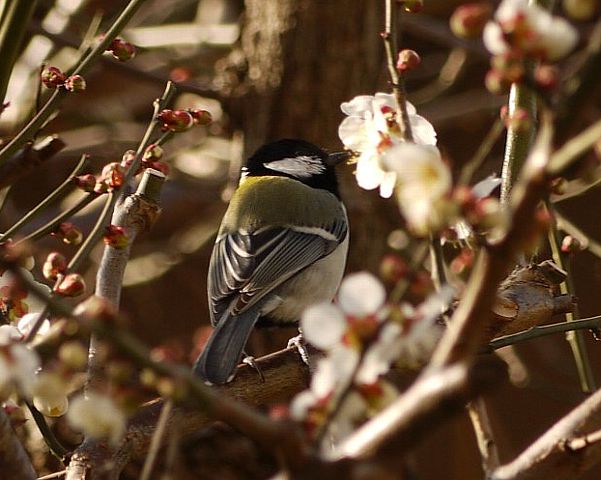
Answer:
208, 218, 347, 325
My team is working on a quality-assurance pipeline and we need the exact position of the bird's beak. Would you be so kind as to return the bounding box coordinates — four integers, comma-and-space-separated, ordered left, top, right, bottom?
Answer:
326, 150, 352, 167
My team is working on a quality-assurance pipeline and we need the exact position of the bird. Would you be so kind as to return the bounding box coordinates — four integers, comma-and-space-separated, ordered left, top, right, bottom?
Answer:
193, 138, 349, 384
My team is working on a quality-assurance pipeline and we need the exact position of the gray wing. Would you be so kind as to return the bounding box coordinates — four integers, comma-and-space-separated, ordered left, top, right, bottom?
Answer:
208, 219, 347, 325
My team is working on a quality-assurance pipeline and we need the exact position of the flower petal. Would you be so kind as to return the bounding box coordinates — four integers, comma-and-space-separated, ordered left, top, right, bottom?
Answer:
338, 272, 386, 317
301, 303, 347, 350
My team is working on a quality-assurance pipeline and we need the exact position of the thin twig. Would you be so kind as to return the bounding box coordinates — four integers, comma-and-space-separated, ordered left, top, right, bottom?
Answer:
139, 400, 173, 480
468, 397, 500, 475
0, 0, 151, 166
459, 118, 505, 186
555, 210, 601, 260
0, 154, 90, 241
25, 401, 69, 459
383, 0, 413, 142
548, 117, 601, 175
489, 314, 601, 350
15, 194, 100, 245
547, 203, 596, 393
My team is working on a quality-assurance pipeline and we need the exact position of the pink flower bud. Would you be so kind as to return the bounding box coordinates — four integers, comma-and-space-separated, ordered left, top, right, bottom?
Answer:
41, 67, 66, 89
103, 225, 129, 250
534, 64, 559, 91
108, 38, 136, 61
72, 174, 96, 192
561, 235, 584, 254
188, 109, 212, 126
42, 252, 67, 281
64, 75, 86, 93
99, 162, 124, 190
52, 223, 83, 245
450, 3, 492, 39
157, 109, 194, 132
396, 49, 421, 73
504, 107, 532, 133
55, 273, 86, 297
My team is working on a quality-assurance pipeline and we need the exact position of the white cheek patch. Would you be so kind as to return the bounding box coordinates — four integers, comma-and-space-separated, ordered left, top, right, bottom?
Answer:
264, 155, 325, 178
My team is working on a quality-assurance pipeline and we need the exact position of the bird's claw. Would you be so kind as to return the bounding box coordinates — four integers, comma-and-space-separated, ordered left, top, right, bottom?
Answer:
242, 354, 265, 383
287, 333, 311, 368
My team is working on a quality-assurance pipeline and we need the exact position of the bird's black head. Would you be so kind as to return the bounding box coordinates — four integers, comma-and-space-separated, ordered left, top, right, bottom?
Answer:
242, 139, 346, 197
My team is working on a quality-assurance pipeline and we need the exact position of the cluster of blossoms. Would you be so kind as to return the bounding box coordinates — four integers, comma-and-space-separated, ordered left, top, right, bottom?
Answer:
0, 262, 128, 443
480, 0, 578, 94
338, 93, 451, 235
290, 272, 452, 448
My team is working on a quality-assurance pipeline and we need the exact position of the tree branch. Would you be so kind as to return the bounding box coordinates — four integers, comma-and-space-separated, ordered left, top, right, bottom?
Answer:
491, 387, 601, 480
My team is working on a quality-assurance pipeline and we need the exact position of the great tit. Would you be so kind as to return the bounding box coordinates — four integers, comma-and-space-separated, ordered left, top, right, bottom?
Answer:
193, 138, 349, 384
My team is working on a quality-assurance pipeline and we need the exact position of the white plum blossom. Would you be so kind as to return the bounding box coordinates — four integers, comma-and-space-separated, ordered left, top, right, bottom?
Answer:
0, 331, 40, 400
337, 271, 387, 318
32, 372, 69, 417
338, 93, 438, 199
292, 272, 454, 443
483, 0, 578, 61
310, 346, 359, 398
383, 143, 453, 235
67, 392, 126, 445
301, 303, 346, 351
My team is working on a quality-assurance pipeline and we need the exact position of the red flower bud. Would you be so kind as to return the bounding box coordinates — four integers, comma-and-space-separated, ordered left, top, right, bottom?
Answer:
42, 252, 67, 281
52, 223, 83, 245
379, 254, 408, 283
450, 3, 492, 39
188, 109, 212, 126
157, 109, 194, 132
55, 273, 86, 297
396, 49, 421, 73
103, 225, 129, 249
108, 38, 136, 62
64, 75, 86, 92
72, 174, 96, 192
41, 67, 66, 89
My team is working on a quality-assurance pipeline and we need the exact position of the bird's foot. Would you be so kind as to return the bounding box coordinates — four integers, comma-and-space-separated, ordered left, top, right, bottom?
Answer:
287, 333, 311, 368
242, 354, 265, 383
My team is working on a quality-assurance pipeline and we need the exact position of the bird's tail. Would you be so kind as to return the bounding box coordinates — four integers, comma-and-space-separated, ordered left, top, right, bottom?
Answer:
193, 306, 261, 384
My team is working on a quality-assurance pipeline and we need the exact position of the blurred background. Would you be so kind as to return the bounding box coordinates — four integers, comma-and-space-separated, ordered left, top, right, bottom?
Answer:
2, 0, 601, 478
